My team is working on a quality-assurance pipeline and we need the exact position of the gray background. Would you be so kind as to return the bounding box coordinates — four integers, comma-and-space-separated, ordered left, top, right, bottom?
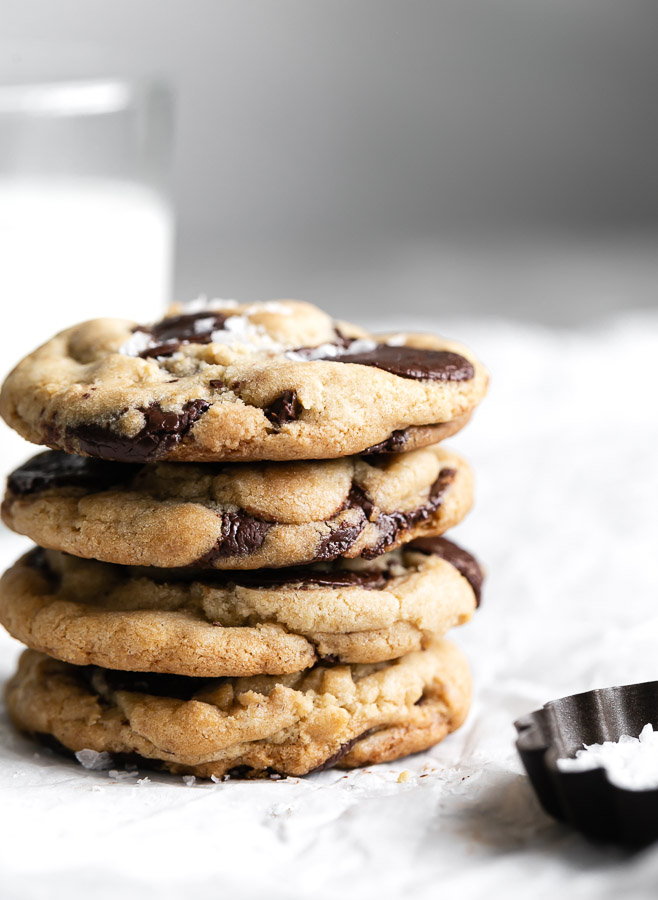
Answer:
3, 0, 657, 324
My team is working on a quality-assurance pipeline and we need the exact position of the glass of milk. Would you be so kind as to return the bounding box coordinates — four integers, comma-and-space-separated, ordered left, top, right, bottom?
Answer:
0, 79, 174, 470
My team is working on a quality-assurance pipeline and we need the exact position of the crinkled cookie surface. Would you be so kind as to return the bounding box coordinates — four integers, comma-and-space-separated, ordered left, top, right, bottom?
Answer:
5, 638, 471, 777
0, 539, 482, 676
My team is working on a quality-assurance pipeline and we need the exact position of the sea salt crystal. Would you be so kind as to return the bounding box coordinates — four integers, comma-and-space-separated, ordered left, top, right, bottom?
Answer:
184, 296, 239, 313
182, 775, 196, 787
285, 338, 377, 362
118, 329, 153, 357
183, 297, 292, 316
75, 749, 114, 771
193, 316, 217, 333
209, 315, 286, 352
557, 723, 658, 790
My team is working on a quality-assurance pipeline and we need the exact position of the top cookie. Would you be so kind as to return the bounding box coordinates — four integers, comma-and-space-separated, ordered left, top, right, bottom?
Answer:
0, 299, 488, 463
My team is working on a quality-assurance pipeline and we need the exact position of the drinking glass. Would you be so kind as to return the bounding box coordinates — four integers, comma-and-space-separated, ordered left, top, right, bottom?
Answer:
0, 78, 174, 470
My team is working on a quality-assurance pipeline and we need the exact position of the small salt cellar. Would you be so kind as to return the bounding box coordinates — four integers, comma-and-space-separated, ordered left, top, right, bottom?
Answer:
515, 681, 658, 847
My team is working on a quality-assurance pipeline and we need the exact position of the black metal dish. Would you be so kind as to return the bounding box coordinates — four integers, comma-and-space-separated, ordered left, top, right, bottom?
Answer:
515, 681, 658, 848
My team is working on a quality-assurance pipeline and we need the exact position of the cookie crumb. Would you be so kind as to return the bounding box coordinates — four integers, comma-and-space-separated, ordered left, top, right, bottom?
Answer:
397, 770, 412, 783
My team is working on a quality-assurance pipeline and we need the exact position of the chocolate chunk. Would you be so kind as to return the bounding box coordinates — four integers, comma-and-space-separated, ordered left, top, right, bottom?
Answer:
198, 512, 273, 563
136, 311, 229, 358
347, 485, 375, 519
314, 512, 368, 561
362, 430, 411, 455
307, 730, 374, 773
7, 451, 138, 496
230, 567, 391, 590
350, 467, 457, 559
264, 390, 302, 427
408, 536, 483, 605
66, 399, 210, 463
307, 467, 456, 562
139, 343, 185, 359
294, 341, 474, 382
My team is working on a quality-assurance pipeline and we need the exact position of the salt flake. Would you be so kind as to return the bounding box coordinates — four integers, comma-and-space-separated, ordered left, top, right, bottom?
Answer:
557, 723, 658, 790
75, 749, 114, 771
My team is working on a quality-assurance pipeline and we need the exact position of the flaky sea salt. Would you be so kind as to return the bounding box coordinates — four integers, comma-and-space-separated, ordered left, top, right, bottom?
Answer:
557, 723, 658, 790
118, 329, 153, 356
209, 314, 285, 351
192, 316, 217, 333
183, 296, 239, 313
182, 775, 196, 787
75, 749, 114, 771
285, 338, 377, 362
183, 297, 293, 316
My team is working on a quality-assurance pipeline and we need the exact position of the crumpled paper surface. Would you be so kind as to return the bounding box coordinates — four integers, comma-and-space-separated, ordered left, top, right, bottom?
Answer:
1, 312, 658, 900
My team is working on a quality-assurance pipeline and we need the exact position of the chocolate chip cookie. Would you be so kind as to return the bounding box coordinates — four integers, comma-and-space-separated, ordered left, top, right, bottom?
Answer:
0, 300, 488, 463
0, 539, 482, 676
5, 637, 471, 777
3, 445, 473, 569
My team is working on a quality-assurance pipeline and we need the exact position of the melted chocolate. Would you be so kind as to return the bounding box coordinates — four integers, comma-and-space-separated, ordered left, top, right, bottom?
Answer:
232, 568, 390, 590
25, 545, 391, 592
184, 466, 456, 566
294, 341, 474, 382
307, 730, 374, 773
66, 400, 210, 463
408, 536, 483, 605
355, 467, 457, 559
362, 430, 412, 455
198, 513, 273, 564
264, 390, 302, 427
7, 451, 138, 496
314, 516, 368, 561
136, 311, 229, 358
191, 468, 456, 565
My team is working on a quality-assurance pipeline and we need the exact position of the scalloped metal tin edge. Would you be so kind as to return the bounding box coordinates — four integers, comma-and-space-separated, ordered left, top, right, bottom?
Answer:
515, 681, 658, 847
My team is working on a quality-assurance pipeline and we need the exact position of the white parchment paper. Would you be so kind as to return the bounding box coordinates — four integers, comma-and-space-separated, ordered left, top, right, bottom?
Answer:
1, 312, 658, 900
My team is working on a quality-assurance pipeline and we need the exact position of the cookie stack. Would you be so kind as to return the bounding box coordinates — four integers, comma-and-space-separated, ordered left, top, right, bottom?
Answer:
0, 300, 488, 778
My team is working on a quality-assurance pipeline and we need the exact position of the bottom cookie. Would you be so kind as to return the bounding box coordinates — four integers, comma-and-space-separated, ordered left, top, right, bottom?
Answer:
6, 639, 471, 778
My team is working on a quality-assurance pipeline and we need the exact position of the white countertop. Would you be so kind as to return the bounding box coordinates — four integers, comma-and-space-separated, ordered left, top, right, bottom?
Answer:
1, 312, 658, 899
